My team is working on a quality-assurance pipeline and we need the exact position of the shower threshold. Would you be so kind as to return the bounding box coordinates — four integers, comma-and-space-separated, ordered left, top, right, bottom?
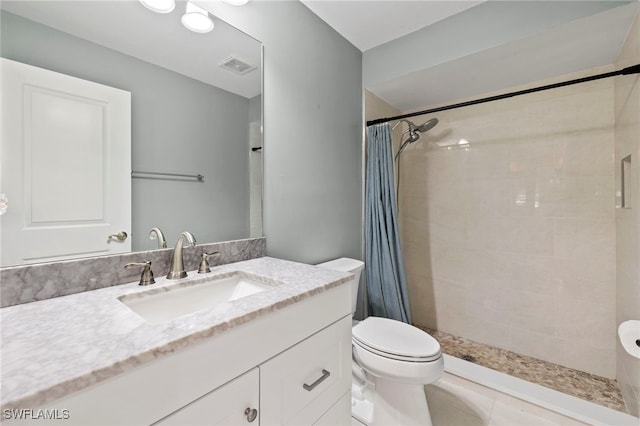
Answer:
419, 328, 637, 424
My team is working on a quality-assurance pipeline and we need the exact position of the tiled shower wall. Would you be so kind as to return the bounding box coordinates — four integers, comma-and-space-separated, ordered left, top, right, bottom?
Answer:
615, 8, 640, 416
398, 66, 617, 379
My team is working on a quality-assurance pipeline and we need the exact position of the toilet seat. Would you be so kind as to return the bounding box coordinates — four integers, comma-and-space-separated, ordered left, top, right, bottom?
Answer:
352, 338, 441, 362
352, 317, 441, 362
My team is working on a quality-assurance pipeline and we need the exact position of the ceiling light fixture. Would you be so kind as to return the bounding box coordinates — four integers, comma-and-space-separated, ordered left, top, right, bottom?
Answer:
222, 0, 249, 5
139, 0, 175, 14
181, 1, 214, 33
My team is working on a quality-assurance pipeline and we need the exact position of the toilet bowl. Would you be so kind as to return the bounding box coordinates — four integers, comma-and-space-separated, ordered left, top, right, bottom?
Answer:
317, 258, 443, 425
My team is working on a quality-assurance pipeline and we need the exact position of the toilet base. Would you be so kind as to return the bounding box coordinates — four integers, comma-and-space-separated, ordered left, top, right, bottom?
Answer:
352, 378, 433, 426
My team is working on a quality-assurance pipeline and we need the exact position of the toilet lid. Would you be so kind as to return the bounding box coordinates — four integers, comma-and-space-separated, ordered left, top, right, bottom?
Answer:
352, 317, 441, 360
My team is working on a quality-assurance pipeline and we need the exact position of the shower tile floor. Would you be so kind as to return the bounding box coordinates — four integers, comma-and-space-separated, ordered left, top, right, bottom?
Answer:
419, 327, 628, 413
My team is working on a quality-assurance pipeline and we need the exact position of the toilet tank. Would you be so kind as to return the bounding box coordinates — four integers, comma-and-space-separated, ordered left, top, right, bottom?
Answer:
316, 258, 364, 316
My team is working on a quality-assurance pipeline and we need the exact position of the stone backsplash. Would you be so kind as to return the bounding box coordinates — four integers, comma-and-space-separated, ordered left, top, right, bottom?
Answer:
0, 237, 266, 308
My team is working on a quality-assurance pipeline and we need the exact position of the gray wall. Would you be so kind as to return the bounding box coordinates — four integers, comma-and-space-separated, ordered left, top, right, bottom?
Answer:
199, 1, 363, 263
1, 11, 251, 251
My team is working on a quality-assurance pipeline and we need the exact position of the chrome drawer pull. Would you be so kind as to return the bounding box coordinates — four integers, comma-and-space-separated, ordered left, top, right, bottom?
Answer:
303, 369, 330, 391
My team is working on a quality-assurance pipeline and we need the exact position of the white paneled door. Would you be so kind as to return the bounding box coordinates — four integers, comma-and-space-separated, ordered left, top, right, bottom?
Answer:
1, 58, 131, 266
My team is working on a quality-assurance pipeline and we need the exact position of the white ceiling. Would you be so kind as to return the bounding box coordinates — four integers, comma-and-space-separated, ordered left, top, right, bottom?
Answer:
300, 0, 485, 52
301, 0, 639, 112
1, 0, 262, 99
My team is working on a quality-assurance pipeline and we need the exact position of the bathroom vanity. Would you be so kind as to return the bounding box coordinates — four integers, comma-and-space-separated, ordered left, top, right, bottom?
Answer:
0, 257, 353, 425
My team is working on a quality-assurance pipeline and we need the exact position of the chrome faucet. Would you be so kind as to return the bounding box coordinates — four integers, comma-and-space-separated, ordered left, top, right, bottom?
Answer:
149, 227, 167, 249
167, 232, 196, 279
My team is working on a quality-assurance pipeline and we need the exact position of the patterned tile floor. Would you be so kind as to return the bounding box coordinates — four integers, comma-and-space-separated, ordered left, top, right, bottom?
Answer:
418, 327, 628, 413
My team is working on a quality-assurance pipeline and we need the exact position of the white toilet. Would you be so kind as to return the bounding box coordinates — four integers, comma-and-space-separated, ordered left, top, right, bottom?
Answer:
317, 258, 444, 426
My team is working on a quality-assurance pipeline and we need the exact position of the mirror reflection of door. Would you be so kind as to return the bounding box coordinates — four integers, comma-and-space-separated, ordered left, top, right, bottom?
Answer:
1, 58, 131, 266
0, 3, 263, 264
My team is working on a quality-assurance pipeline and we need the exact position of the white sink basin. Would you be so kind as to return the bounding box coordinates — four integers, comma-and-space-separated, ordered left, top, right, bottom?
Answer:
118, 273, 275, 324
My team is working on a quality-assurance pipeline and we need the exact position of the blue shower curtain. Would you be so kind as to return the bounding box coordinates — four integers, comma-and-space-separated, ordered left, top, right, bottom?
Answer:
365, 123, 412, 324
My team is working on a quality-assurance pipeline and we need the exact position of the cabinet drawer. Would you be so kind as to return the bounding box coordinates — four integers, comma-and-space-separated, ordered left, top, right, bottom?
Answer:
260, 315, 352, 425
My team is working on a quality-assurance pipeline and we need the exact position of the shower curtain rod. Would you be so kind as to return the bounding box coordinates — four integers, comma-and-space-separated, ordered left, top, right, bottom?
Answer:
366, 64, 640, 127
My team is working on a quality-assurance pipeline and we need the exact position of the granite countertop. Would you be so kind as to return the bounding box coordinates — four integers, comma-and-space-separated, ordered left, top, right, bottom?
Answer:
0, 257, 353, 410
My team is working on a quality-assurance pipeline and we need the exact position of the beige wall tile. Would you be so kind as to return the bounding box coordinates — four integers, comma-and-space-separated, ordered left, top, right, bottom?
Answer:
463, 249, 511, 291
510, 255, 561, 296
465, 286, 510, 326
427, 278, 468, 333
506, 216, 556, 255
510, 176, 614, 218
403, 246, 433, 281
557, 275, 615, 308
555, 131, 615, 177
506, 290, 556, 335
465, 179, 511, 217
614, 74, 639, 125
464, 145, 513, 180
557, 255, 615, 292
508, 139, 558, 179
461, 316, 511, 350
509, 328, 616, 378
555, 342, 616, 380
555, 217, 615, 261
432, 246, 471, 285
391, 65, 617, 378
614, 8, 640, 412
426, 221, 468, 249
554, 297, 616, 350
407, 276, 437, 329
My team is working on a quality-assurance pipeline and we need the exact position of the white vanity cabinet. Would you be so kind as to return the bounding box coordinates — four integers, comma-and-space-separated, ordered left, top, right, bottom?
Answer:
20, 281, 353, 426
156, 315, 352, 426
260, 316, 352, 425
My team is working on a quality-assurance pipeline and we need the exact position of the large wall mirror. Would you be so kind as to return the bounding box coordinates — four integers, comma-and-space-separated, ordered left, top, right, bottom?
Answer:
0, 1, 263, 267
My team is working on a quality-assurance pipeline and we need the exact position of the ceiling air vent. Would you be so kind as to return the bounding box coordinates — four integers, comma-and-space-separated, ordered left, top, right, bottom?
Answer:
219, 56, 257, 75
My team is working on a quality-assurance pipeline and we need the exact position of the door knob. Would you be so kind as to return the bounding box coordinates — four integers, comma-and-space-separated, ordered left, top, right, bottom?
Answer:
108, 231, 128, 241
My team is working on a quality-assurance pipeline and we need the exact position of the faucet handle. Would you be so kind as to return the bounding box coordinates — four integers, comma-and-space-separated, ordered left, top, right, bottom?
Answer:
125, 261, 156, 286
198, 251, 220, 274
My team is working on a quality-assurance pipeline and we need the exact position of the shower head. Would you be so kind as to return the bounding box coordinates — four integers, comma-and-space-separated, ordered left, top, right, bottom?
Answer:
393, 118, 439, 142
393, 117, 439, 158
413, 118, 439, 134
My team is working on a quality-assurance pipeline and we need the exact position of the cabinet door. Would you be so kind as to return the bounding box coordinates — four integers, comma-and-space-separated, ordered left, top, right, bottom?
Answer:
313, 391, 352, 426
154, 368, 259, 426
260, 316, 352, 425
